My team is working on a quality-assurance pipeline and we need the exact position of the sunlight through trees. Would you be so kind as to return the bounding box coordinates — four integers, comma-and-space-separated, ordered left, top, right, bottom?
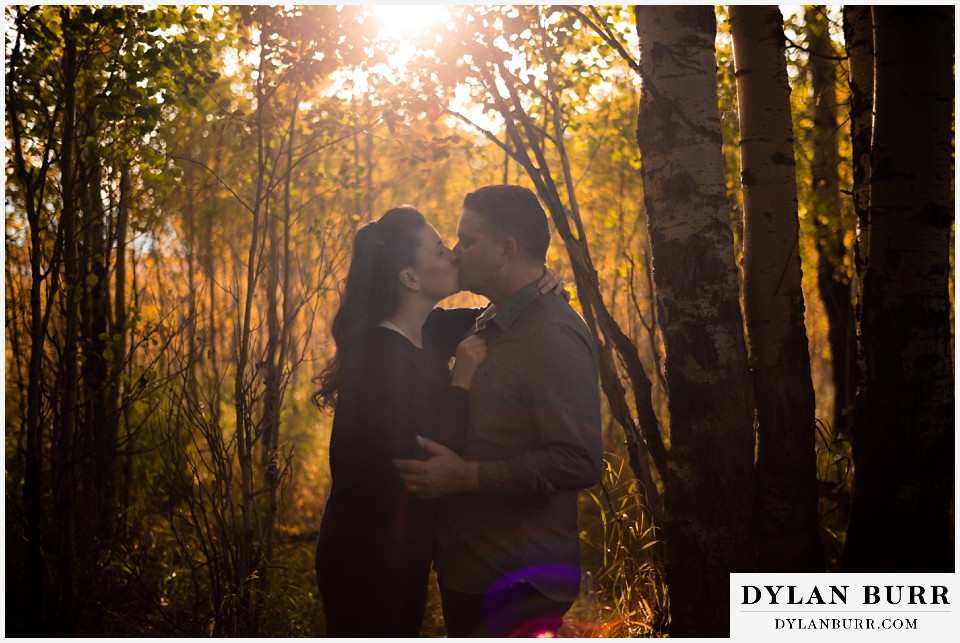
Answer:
5, 5, 953, 638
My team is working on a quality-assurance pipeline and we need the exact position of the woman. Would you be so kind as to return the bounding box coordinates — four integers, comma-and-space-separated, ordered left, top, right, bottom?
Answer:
313, 206, 561, 637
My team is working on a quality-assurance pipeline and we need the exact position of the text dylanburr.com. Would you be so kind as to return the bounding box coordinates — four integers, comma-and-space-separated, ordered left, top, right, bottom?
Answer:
730, 573, 958, 641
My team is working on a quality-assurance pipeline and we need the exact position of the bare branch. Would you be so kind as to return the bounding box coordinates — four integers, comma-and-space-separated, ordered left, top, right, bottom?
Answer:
560, 5, 642, 75
162, 148, 255, 215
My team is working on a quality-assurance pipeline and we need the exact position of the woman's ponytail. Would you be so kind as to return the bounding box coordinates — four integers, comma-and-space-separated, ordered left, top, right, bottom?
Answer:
314, 207, 427, 408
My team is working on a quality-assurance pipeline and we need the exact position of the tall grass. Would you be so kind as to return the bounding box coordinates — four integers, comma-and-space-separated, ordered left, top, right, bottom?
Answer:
566, 454, 669, 637
814, 418, 854, 570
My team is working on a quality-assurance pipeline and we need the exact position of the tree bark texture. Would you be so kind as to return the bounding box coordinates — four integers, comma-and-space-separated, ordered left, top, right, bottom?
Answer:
635, 6, 756, 636
55, 8, 80, 633
842, 5, 874, 291
106, 163, 130, 538
729, 4, 823, 573
8, 10, 57, 629
843, 6, 955, 572
78, 111, 115, 550
806, 8, 858, 437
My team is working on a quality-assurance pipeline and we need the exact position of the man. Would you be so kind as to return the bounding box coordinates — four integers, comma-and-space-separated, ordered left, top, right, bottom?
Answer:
394, 185, 602, 637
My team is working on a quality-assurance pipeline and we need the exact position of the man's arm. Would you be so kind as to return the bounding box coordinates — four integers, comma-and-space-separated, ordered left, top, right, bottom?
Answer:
394, 435, 479, 497
393, 437, 538, 497
395, 319, 602, 498
494, 320, 602, 495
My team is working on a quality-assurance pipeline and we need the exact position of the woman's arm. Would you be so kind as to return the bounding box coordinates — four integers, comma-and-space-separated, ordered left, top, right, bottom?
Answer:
424, 307, 485, 358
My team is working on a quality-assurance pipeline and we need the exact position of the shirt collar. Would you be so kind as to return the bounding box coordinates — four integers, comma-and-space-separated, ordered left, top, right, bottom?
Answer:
475, 280, 542, 335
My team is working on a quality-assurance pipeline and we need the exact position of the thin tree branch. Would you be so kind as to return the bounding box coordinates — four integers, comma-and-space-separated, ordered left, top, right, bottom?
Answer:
561, 5, 642, 75
161, 149, 255, 215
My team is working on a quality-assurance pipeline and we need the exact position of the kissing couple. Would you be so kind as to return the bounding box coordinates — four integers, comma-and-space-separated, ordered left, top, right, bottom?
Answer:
314, 185, 602, 638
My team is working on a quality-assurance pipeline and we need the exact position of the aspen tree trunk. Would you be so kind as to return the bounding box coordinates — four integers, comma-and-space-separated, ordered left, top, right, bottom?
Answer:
23, 128, 47, 636
203, 128, 223, 430
79, 114, 114, 547
55, 7, 79, 633
842, 6, 874, 291
806, 8, 858, 436
8, 11, 56, 628
843, 6, 954, 572
258, 193, 281, 620
232, 27, 270, 636
842, 5, 874, 413
260, 96, 300, 593
106, 163, 130, 538
635, 6, 755, 636
184, 162, 200, 384
73, 134, 110, 635
729, 5, 822, 572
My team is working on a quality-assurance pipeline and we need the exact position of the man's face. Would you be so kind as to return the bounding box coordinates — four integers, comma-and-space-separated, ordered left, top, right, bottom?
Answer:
454, 207, 500, 297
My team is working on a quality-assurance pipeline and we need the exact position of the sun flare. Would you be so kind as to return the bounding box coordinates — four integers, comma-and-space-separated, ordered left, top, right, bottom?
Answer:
371, 4, 449, 37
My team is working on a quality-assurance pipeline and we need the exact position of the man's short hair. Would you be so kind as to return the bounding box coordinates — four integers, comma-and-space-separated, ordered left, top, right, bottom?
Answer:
463, 185, 550, 262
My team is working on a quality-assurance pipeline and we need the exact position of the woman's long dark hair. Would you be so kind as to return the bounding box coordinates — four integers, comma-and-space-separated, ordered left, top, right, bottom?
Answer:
314, 206, 427, 408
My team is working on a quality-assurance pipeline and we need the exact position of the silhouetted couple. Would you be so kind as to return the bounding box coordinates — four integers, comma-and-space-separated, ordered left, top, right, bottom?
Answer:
314, 185, 601, 637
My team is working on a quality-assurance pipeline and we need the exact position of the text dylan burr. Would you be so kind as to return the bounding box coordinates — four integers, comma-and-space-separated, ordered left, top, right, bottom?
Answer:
742, 585, 949, 606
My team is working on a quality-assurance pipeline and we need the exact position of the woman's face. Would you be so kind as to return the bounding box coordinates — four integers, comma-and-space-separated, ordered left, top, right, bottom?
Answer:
410, 224, 460, 301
